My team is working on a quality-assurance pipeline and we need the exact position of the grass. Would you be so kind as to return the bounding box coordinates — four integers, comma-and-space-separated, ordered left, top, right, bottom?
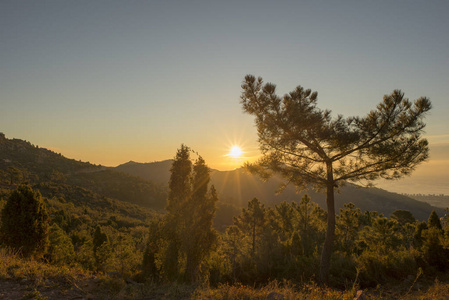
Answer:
0, 247, 87, 285
2, 247, 449, 300
193, 281, 357, 300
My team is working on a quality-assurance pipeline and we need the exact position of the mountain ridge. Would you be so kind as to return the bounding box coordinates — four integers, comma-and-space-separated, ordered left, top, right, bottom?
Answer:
0, 133, 444, 222
113, 159, 444, 221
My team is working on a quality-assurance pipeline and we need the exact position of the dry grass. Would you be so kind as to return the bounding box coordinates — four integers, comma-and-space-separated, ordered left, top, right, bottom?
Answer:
0, 247, 87, 285
192, 280, 358, 300
2, 247, 449, 300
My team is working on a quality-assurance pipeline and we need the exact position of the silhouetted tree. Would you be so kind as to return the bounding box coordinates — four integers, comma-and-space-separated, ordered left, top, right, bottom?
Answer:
93, 225, 110, 271
428, 210, 442, 230
0, 185, 49, 258
240, 75, 431, 283
294, 194, 325, 256
183, 156, 218, 283
359, 215, 401, 254
421, 227, 449, 270
163, 144, 192, 281
159, 146, 218, 283
142, 218, 162, 281
234, 197, 266, 258
413, 221, 428, 249
391, 209, 416, 226
336, 203, 361, 254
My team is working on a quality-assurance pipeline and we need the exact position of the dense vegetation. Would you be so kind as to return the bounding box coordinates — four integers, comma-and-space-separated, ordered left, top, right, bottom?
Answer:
2, 134, 449, 298
0, 133, 167, 211
2, 182, 449, 298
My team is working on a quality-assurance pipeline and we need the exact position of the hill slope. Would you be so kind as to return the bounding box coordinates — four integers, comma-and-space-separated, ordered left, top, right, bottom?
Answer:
0, 133, 442, 222
114, 160, 444, 221
0, 133, 167, 211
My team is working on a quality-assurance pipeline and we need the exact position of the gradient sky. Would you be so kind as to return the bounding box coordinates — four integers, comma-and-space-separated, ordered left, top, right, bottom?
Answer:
1, 1, 448, 194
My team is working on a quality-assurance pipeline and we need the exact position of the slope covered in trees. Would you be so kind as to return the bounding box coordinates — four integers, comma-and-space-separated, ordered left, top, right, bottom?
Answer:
0, 133, 167, 210
1, 132, 442, 235
113, 160, 444, 221
2, 137, 449, 298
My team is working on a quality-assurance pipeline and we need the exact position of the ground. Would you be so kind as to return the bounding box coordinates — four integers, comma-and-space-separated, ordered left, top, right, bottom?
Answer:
0, 274, 102, 300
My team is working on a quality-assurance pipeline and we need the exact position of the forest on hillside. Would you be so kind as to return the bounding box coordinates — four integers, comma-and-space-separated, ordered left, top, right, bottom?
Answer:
1, 77, 447, 299
1, 145, 449, 299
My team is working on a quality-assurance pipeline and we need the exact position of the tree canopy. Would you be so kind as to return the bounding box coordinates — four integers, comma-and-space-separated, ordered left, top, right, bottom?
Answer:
240, 75, 431, 283
0, 185, 49, 258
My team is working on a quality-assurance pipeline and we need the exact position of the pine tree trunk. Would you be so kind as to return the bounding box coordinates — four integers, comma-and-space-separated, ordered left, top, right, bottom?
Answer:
252, 219, 256, 258
319, 163, 336, 285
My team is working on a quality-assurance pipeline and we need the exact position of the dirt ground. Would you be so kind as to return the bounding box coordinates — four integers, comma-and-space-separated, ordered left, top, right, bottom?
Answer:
0, 275, 102, 300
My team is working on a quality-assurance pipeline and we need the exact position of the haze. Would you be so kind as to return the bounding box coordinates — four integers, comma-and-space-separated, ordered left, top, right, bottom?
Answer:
1, 1, 448, 195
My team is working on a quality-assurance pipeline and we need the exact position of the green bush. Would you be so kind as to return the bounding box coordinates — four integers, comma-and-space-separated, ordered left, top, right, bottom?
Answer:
46, 223, 75, 265
356, 249, 418, 286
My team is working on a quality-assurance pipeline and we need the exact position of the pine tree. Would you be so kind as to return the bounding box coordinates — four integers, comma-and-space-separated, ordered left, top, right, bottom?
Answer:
93, 225, 110, 271
46, 223, 75, 264
240, 75, 431, 283
234, 197, 266, 258
428, 210, 442, 230
391, 209, 416, 226
336, 203, 361, 254
0, 185, 49, 258
294, 194, 325, 257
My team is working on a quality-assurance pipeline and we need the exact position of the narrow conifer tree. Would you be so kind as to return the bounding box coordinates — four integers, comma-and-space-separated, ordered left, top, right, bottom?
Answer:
163, 144, 192, 281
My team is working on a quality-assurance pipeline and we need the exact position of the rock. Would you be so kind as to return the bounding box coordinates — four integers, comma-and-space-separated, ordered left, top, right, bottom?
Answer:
354, 290, 367, 300
267, 291, 284, 300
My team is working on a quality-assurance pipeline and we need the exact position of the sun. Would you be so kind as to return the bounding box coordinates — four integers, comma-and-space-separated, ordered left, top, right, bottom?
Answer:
229, 146, 243, 158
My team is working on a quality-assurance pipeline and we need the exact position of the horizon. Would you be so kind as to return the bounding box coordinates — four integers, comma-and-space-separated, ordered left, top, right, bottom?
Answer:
1, 132, 447, 197
2, 1, 448, 195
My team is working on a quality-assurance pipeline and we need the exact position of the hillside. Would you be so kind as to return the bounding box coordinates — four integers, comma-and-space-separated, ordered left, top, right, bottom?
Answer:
406, 194, 449, 209
114, 160, 172, 187
114, 160, 444, 221
0, 133, 167, 211
0, 133, 443, 223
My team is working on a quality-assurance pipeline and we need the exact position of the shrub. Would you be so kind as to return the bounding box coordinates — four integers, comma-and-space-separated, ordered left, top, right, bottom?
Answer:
356, 249, 418, 286
46, 223, 75, 265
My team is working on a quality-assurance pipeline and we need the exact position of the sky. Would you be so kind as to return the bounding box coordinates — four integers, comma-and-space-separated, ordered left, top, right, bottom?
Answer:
1, 1, 448, 194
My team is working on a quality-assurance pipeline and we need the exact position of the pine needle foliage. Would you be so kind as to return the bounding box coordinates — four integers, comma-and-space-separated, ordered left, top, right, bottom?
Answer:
240, 75, 431, 283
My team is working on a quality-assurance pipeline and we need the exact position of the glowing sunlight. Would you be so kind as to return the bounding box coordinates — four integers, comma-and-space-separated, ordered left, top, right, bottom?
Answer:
229, 146, 243, 158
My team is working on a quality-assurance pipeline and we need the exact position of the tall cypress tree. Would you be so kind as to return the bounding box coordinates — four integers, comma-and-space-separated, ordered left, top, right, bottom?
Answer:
183, 156, 217, 282
163, 144, 192, 281
159, 146, 218, 283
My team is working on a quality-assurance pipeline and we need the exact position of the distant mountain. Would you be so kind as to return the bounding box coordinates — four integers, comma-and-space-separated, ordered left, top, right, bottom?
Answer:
0, 133, 167, 211
112, 159, 444, 221
114, 160, 173, 186
1, 133, 443, 224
